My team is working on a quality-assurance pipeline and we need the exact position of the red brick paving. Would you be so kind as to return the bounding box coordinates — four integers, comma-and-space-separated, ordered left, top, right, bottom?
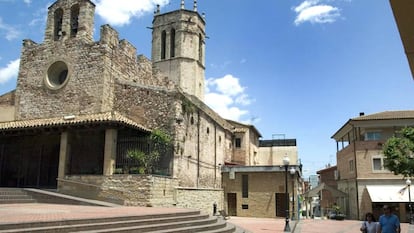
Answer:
0, 204, 411, 233
228, 217, 411, 233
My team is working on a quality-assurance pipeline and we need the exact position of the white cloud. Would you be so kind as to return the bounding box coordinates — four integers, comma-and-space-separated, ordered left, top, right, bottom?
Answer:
0, 59, 20, 84
23, 0, 32, 5
0, 18, 21, 41
205, 74, 254, 122
293, 0, 340, 25
94, 0, 170, 26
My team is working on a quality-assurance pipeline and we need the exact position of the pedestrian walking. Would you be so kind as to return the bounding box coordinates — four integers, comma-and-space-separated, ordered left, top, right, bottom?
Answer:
360, 212, 378, 233
377, 205, 401, 233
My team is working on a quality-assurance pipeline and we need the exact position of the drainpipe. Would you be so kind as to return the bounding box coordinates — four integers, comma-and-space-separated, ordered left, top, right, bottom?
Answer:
351, 123, 360, 220
197, 110, 200, 187
214, 124, 217, 186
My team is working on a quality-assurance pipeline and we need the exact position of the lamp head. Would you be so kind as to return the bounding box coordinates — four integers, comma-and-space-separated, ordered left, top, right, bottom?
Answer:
283, 155, 290, 166
289, 167, 296, 175
407, 179, 412, 186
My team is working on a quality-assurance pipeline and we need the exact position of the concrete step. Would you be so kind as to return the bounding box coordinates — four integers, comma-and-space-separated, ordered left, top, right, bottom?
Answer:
0, 210, 201, 231
0, 188, 36, 204
0, 211, 236, 233
72, 216, 221, 233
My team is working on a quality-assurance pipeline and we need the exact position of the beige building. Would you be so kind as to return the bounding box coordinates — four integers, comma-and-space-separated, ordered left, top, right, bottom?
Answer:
331, 111, 414, 221
222, 139, 303, 218
0, 0, 261, 216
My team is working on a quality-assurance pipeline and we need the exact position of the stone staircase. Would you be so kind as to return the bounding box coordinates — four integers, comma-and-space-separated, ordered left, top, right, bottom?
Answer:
0, 188, 243, 233
0, 211, 239, 233
0, 188, 36, 204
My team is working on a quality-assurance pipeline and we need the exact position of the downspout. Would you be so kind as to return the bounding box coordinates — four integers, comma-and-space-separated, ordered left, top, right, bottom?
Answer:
214, 124, 217, 186
197, 110, 200, 187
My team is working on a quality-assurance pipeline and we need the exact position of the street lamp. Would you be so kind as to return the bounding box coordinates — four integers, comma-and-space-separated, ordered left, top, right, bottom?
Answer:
290, 167, 296, 220
283, 155, 291, 232
407, 179, 413, 224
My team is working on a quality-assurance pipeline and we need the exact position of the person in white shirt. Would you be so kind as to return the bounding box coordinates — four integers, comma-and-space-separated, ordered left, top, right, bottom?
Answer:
360, 212, 378, 233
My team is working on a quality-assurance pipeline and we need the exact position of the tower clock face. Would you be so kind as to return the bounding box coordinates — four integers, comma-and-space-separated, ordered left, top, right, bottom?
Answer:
45, 61, 69, 90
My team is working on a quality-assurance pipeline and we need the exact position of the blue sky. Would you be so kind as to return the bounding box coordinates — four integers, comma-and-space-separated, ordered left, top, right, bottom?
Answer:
1, 0, 414, 178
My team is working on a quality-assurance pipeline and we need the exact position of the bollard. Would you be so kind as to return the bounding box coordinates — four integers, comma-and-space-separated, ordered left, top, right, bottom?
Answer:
213, 202, 217, 215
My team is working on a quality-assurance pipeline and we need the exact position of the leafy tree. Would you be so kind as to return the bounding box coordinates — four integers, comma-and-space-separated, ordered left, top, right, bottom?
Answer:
127, 149, 158, 174
126, 129, 172, 174
382, 127, 414, 177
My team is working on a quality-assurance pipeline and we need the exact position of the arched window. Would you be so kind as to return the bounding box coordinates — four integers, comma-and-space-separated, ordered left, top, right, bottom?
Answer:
54, 8, 63, 41
161, 30, 166, 59
70, 4, 80, 37
170, 29, 176, 58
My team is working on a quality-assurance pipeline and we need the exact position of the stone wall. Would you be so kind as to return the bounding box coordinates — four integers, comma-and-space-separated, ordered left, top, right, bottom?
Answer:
175, 187, 223, 216
59, 175, 178, 206
222, 171, 288, 218
58, 175, 223, 215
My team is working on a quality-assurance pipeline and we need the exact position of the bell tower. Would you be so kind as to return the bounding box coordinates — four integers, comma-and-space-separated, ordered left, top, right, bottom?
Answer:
151, 0, 206, 101
44, 0, 95, 43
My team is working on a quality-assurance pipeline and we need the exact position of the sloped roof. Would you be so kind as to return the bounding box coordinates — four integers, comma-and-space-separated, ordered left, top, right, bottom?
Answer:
226, 119, 262, 138
304, 182, 346, 198
0, 111, 149, 132
351, 111, 414, 121
332, 110, 414, 140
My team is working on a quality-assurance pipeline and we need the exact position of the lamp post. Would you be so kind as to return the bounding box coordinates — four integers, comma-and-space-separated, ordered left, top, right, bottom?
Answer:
407, 179, 413, 224
290, 167, 296, 220
283, 155, 291, 232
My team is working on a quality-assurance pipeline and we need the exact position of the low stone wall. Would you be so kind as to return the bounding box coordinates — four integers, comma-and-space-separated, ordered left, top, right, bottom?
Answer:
58, 175, 179, 206
58, 175, 223, 215
175, 187, 223, 216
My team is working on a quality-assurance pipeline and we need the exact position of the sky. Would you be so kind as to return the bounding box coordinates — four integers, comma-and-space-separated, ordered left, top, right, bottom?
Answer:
1, 0, 414, 178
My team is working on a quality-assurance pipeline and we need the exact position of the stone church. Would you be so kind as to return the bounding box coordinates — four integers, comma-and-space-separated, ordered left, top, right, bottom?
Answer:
0, 0, 262, 214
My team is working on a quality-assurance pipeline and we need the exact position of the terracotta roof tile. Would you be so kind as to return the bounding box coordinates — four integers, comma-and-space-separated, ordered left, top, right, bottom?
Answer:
352, 110, 414, 121
0, 111, 150, 132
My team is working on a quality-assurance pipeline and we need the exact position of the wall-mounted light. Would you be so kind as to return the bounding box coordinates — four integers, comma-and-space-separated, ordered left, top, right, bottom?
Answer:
63, 115, 75, 120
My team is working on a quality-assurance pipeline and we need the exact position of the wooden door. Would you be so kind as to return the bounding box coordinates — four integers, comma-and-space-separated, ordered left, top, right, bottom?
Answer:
227, 193, 237, 216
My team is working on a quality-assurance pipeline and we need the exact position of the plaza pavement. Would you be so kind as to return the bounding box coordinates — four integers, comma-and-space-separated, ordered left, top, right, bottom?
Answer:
228, 217, 414, 233
1, 203, 414, 233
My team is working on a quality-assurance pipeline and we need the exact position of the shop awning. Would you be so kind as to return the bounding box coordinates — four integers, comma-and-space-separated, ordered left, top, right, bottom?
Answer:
366, 185, 410, 203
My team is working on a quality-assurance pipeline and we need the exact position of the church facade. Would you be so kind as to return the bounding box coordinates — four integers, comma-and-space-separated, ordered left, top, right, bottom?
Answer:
0, 0, 261, 215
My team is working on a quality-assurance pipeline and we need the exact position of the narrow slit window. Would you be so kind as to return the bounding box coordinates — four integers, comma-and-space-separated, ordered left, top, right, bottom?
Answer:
70, 5, 80, 37
170, 29, 175, 58
242, 174, 248, 198
161, 30, 166, 59
54, 8, 64, 41
198, 34, 203, 62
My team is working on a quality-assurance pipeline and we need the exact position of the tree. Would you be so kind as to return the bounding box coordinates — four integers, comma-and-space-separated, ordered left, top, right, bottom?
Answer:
382, 127, 414, 177
126, 129, 172, 174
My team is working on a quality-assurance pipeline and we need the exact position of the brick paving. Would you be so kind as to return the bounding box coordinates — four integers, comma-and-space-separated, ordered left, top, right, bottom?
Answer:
1, 204, 414, 233
228, 217, 414, 233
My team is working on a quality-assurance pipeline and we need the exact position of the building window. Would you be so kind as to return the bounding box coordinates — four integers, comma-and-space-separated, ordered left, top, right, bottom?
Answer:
70, 4, 79, 37
242, 174, 248, 198
198, 33, 203, 62
161, 30, 166, 59
242, 204, 249, 209
365, 132, 381, 141
235, 138, 241, 148
45, 61, 69, 90
372, 156, 389, 172
170, 29, 175, 58
373, 158, 383, 170
349, 159, 354, 172
54, 8, 63, 41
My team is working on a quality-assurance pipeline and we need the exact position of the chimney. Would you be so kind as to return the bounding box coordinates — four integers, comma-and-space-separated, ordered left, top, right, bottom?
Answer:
359, 112, 365, 116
